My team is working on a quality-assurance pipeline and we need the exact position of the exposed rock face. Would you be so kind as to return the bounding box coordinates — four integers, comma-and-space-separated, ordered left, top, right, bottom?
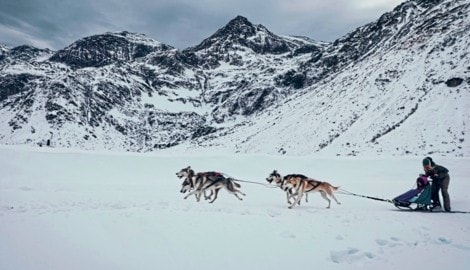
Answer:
1, 0, 468, 156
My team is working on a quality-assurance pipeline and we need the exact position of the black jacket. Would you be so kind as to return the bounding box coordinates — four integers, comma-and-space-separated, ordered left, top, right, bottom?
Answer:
426, 165, 449, 181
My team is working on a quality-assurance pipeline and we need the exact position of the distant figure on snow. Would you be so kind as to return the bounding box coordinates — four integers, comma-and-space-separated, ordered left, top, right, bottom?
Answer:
422, 157, 451, 212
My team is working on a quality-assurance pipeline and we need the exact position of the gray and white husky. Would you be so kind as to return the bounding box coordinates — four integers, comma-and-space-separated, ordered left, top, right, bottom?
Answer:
176, 166, 246, 203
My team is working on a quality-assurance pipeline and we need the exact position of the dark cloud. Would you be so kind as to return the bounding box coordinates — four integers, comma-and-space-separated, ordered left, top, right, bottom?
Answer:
0, 0, 108, 48
0, 0, 404, 50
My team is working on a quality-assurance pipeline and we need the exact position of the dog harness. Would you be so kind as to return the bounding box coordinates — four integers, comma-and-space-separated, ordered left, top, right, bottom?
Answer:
197, 172, 222, 177
305, 180, 322, 193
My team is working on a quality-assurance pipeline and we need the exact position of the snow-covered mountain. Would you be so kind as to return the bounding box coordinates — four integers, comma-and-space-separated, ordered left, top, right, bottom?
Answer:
170, 0, 470, 157
0, 17, 321, 151
0, 0, 468, 156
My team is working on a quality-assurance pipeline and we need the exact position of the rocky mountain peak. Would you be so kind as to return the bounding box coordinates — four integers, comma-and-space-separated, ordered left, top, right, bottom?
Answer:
49, 31, 172, 68
218, 15, 257, 37
0, 44, 10, 52
1, 0, 467, 156
0, 44, 53, 64
10, 45, 53, 61
189, 15, 299, 56
301, 0, 452, 78
413, 0, 444, 9
0, 44, 10, 62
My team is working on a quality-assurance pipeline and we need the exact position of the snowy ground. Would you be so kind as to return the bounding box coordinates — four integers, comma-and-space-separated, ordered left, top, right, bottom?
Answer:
1, 145, 469, 270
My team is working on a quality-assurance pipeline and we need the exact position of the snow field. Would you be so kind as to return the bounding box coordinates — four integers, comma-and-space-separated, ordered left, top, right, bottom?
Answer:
1, 146, 469, 270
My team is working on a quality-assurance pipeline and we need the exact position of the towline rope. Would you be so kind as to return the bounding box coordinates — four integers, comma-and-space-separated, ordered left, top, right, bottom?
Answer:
337, 188, 393, 203
232, 178, 279, 188
221, 173, 278, 188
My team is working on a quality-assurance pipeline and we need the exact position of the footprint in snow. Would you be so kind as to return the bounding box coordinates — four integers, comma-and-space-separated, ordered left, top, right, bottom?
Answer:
420, 226, 430, 231
452, 244, 470, 251
110, 202, 128, 210
390, 236, 400, 242
437, 237, 451, 244
158, 201, 169, 208
280, 231, 296, 239
376, 237, 404, 248
434, 237, 470, 251
330, 248, 374, 264
267, 209, 281, 218
376, 239, 389, 247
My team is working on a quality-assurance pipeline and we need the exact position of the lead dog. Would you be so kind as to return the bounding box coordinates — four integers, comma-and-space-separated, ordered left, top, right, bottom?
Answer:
176, 166, 218, 201
176, 166, 246, 203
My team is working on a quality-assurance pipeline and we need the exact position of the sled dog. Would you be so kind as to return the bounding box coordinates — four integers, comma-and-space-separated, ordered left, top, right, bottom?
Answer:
176, 166, 217, 201
281, 173, 341, 209
266, 170, 308, 205
176, 166, 246, 203
179, 177, 214, 200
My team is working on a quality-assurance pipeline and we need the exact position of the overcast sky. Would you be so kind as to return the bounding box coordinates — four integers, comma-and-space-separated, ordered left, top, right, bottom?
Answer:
0, 0, 405, 50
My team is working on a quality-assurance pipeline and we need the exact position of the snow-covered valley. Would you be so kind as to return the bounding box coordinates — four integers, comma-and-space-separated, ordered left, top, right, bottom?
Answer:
1, 146, 469, 270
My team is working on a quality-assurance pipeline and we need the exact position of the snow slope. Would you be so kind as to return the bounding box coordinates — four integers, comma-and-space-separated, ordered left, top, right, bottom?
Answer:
179, 0, 470, 157
1, 146, 469, 270
2, 1, 468, 156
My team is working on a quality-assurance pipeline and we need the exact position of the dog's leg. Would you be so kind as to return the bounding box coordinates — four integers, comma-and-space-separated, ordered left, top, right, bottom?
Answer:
195, 187, 206, 202
227, 180, 245, 200
286, 189, 297, 204
209, 188, 220, 203
233, 193, 243, 200
327, 188, 341, 205
191, 185, 205, 202
184, 189, 200, 200
232, 190, 245, 200
294, 183, 306, 205
204, 189, 213, 200
297, 190, 307, 205
319, 190, 331, 208
286, 188, 300, 205
197, 189, 204, 202
290, 189, 302, 205
289, 191, 304, 209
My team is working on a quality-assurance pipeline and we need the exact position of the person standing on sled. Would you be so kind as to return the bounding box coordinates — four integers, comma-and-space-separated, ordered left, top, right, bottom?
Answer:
422, 157, 451, 212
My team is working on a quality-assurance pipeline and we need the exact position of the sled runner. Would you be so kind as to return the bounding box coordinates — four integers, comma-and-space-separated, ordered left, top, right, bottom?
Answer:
392, 174, 432, 211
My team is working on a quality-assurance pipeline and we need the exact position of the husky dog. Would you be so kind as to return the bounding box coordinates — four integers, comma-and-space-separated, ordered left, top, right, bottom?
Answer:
176, 166, 246, 203
266, 170, 308, 205
179, 177, 213, 200
176, 166, 216, 201
280, 172, 341, 209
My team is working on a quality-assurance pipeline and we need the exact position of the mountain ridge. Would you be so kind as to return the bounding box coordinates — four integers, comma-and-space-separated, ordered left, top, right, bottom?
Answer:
0, 0, 468, 156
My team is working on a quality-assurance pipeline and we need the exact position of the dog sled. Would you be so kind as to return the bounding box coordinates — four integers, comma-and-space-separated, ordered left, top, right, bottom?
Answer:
392, 174, 432, 211
339, 175, 470, 214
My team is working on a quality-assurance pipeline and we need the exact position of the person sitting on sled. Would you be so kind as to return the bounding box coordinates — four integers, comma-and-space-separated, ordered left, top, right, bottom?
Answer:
393, 174, 431, 209
415, 174, 429, 191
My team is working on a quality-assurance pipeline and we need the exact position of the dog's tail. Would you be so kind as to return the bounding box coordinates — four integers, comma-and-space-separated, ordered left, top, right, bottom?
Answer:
332, 185, 340, 191
233, 180, 241, 188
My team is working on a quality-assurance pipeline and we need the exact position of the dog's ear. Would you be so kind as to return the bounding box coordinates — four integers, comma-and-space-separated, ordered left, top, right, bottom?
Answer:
187, 166, 191, 169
